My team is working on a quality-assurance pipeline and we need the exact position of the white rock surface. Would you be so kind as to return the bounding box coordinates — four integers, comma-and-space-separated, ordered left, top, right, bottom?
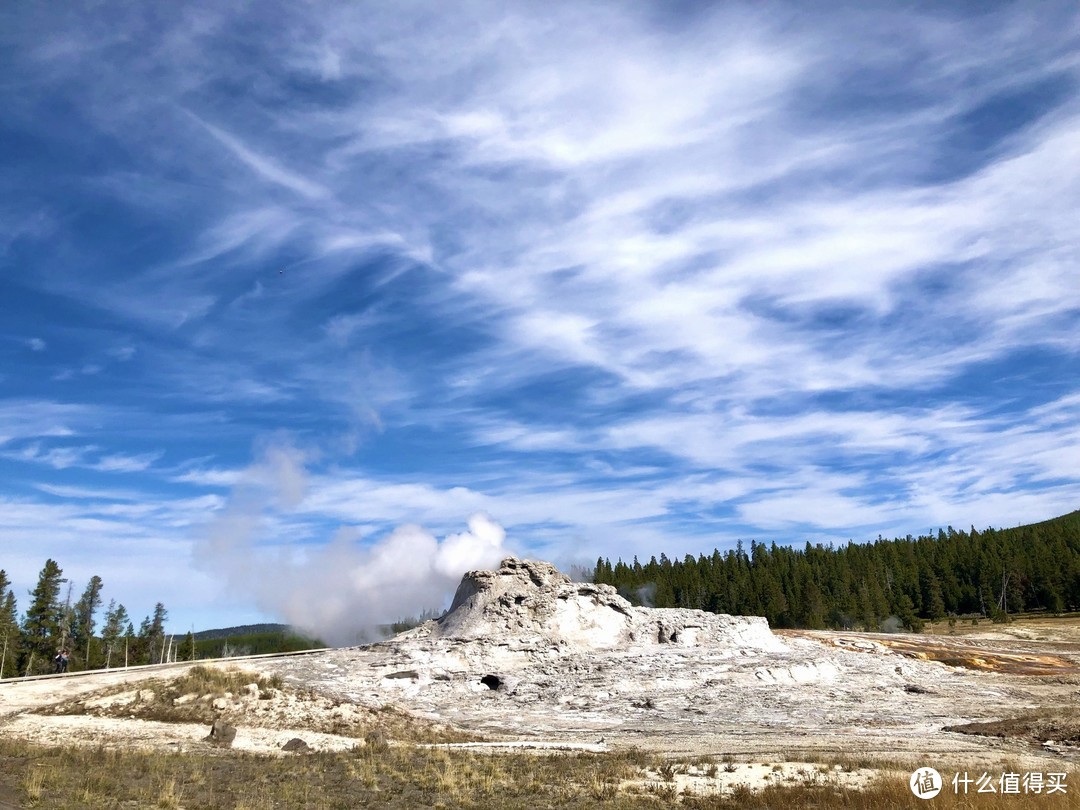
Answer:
256, 556, 1031, 760
3, 556, 1068, 765
408, 557, 784, 654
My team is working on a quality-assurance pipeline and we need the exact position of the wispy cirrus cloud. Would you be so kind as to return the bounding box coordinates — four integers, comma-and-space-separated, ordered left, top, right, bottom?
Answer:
1, 1, 1079, 635
4, 442, 162, 473
0, 401, 86, 446
186, 113, 331, 202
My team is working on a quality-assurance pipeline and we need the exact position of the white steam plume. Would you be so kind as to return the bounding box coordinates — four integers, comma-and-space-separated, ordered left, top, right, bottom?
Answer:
193, 443, 508, 644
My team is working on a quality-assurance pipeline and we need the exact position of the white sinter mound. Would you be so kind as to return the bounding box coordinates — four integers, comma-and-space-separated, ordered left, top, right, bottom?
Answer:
425, 557, 785, 653
280, 555, 977, 755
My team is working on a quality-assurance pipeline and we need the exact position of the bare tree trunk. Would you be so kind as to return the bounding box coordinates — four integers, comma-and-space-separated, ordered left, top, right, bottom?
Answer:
25, 650, 34, 677
124, 638, 128, 669
60, 582, 73, 651
1, 634, 7, 678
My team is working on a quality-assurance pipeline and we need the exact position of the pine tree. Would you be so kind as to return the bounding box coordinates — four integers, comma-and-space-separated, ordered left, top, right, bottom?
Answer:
763, 576, 790, 628
21, 559, 66, 674
798, 573, 826, 629
182, 630, 196, 662
73, 575, 104, 669
135, 614, 153, 665
124, 620, 135, 668
101, 601, 130, 669
896, 593, 923, 632
56, 581, 76, 660
148, 602, 168, 663
1, 590, 18, 678
0, 571, 19, 678
927, 578, 946, 624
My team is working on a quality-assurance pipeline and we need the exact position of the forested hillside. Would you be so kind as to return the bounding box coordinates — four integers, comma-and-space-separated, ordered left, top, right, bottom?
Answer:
192, 627, 325, 659
193, 623, 293, 640
595, 510, 1080, 631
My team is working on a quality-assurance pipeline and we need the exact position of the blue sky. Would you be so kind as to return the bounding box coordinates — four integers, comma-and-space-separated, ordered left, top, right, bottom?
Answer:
2, 2, 1079, 638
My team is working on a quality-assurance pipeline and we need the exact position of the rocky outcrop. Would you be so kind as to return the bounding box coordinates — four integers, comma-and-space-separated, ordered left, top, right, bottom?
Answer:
405, 557, 784, 653
433, 558, 635, 647
206, 718, 237, 747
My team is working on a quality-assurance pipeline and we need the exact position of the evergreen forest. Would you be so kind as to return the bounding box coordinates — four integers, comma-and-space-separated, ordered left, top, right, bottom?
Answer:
594, 510, 1080, 632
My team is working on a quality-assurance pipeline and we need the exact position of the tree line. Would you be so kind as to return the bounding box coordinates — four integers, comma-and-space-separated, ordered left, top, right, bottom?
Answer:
0, 558, 181, 677
594, 510, 1080, 631
191, 628, 325, 658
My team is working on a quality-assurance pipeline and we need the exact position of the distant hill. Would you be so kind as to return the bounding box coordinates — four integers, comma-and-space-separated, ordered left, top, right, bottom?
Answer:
189, 624, 327, 658
193, 623, 294, 641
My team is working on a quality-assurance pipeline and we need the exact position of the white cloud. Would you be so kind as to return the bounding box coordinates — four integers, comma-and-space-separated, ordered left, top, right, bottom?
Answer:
169, 467, 244, 488
0, 401, 82, 445
187, 112, 331, 201
92, 451, 163, 473
4, 442, 163, 474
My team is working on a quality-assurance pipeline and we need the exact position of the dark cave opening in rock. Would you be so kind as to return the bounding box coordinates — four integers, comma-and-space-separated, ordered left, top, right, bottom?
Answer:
480, 674, 503, 690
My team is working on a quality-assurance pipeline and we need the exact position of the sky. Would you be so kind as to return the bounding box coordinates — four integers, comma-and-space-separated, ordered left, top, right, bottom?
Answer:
1, 2, 1079, 640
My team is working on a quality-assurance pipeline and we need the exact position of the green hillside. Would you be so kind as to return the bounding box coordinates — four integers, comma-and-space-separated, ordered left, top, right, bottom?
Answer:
189, 626, 326, 659
193, 623, 293, 641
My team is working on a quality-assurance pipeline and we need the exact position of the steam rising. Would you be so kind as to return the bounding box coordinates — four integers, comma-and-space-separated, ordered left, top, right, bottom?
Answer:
195, 443, 507, 644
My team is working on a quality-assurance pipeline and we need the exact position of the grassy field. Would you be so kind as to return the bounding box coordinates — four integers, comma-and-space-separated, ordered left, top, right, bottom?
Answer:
921, 612, 1080, 640
0, 739, 1075, 809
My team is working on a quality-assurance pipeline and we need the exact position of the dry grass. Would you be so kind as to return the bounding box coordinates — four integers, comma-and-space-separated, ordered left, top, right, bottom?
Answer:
0, 737, 1075, 809
945, 707, 1080, 745
175, 664, 285, 695
0, 738, 653, 809
155, 777, 184, 809
21, 767, 46, 805
38, 665, 282, 725
922, 612, 1080, 638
